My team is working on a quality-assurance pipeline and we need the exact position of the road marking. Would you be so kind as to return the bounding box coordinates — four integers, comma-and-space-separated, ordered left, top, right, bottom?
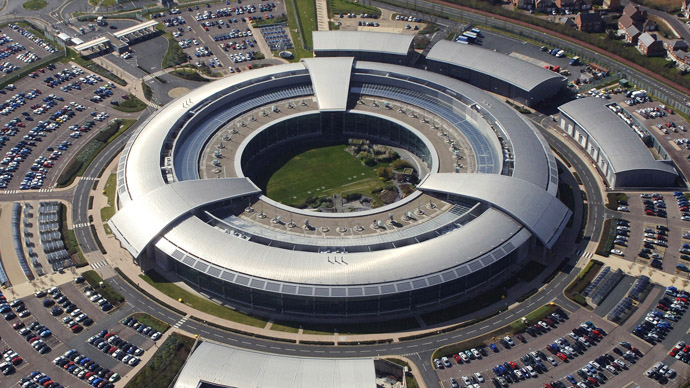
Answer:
173, 316, 188, 329
90, 260, 108, 269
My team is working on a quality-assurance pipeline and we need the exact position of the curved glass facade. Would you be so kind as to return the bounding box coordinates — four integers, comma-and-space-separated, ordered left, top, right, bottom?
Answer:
171, 247, 521, 319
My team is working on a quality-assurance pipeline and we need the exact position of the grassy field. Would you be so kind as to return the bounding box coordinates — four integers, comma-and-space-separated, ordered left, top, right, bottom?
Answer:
127, 333, 194, 388
283, 0, 315, 60
22, 0, 47, 10
170, 69, 210, 82
139, 270, 268, 328
265, 145, 384, 207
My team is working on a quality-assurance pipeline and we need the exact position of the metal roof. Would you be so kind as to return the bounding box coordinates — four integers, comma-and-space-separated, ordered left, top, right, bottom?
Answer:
313, 31, 413, 56
73, 36, 109, 51
558, 98, 678, 175
420, 173, 570, 248
109, 178, 260, 257
113, 20, 158, 38
174, 341, 376, 388
112, 59, 569, 293
157, 208, 526, 289
426, 40, 566, 92
302, 57, 353, 111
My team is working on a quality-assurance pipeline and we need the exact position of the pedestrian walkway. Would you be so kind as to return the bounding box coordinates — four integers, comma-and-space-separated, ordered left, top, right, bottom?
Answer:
315, 0, 330, 31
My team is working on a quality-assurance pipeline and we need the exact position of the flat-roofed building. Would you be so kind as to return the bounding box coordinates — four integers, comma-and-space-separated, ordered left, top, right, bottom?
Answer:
425, 40, 567, 107
313, 31, 416, 65
174, 341, 377, 388
558, 97, 678, 188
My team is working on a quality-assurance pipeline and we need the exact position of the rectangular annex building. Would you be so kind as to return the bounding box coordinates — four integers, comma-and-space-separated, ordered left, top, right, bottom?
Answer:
558, 97, 678, 188
425, 40, 567, 107
313, 31, 416, 65
173, 341, 377, 388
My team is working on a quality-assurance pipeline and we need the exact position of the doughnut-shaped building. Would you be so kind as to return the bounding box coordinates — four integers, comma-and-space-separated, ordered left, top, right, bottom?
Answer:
109, 57, 571, 320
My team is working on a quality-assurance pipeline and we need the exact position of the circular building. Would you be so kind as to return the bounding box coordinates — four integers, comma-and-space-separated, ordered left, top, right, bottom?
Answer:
109, 57, 570, 320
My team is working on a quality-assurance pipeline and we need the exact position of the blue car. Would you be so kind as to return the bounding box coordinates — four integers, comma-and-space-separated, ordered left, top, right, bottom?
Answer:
489, 343, 498, 352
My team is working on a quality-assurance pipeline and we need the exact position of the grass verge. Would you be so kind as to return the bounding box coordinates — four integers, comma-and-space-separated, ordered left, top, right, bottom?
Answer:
22, 0, 47, 10
508, 304, 557, 332
111, 95, 147, 112
58, 203, 86, 267
605, 193, 628, 210
57, 119, 136, 187
283, 0, 315, 60
126, 333, 195, 388
100, 173, 117, 225
131, 312, 171, 333
564, 259, 603, 307
82, 270, 125, 305
594, 218, 616, 257
170, 69, 210, 82
162, 36, 188, 68
139, 270, 268, 328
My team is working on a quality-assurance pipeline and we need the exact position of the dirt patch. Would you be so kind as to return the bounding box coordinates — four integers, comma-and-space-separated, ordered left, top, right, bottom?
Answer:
168, 87, 190, 99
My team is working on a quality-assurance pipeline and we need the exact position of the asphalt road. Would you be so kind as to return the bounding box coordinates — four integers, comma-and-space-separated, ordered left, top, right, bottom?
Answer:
71, 107, 155, 253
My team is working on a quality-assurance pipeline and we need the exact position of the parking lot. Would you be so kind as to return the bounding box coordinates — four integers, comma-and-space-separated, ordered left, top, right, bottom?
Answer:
156, 2, 285, 74
0, 279, 158, 388
0, 59, 141, 192
432, 301, 690, 388
0, 24, 60, 78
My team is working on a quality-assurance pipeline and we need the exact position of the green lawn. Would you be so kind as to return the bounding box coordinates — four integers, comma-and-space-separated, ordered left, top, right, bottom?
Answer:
82, 270, 125, 304
265, 145, 385, 207
139, 270, 268, 328
22, 0, 47, 10
112, 95, 147, 112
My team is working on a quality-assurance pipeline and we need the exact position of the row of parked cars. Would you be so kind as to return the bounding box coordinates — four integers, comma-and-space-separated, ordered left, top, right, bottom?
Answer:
121, 316, 162, 340
637, 224, 669, 269
0, 347, 22, 375
632, 286, 686, 344
55, 349, 119, 387
19, 370, 65, 388
16, 321, 52, 354
88, 329, 142, 366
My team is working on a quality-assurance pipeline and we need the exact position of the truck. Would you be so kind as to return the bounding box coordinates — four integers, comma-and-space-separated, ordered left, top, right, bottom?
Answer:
96, 16, 107, 26
569, 56, 581, 66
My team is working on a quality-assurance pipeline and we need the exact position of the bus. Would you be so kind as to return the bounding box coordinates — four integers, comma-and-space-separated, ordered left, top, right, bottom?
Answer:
470, 28, 483, 37
456, 36, 469, 44
462, 31, 478, 42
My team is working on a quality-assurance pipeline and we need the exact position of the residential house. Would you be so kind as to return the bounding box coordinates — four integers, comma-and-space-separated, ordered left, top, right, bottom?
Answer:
623, 3, 647, 23
512, 0, 535, 9
618, 14, 638, 31
637, 32, 665, 57
669, 50, 690, 72
665, 40, 688, 52
555, 0, 581, 11
603, 0, 620, 10
682, 0, 690, 18
560, 17, 577, 28
624, 25, 641, 44
575, 12, 604, 32
535, 0, 556, 12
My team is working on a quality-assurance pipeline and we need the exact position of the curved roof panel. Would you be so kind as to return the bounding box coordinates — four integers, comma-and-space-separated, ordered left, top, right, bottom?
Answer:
174, 341, 375, 388
558, 98, 678, 175
426, 40, 566, 93
109, 178, 260, 256
419, 173, 570, 248
313, 30, 414, 56
302, 57, 353, 111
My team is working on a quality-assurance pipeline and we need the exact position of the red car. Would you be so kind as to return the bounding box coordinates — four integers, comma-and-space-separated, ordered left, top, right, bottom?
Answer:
452, 354, 462, 363
556, 352, 568, 361
508, 361, 518, 369
12, 322, 24, 330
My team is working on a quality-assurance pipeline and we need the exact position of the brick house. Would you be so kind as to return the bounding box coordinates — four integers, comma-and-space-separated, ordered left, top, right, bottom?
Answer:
637, 33, 665, 57
624, 25, 641, 44
575, 12, 604, 32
